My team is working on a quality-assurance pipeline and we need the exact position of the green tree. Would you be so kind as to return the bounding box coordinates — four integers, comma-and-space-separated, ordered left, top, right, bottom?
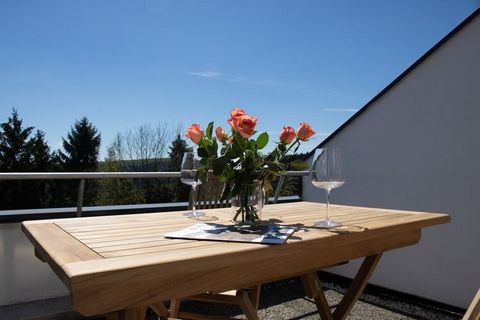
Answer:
0, 109, 52, 209
28, 130, 53, 206
96, 134, 145, 205
168, 134, 191, 201
59, 117, 101, 205
60, 117, 101, 171
0, 109, 33, 171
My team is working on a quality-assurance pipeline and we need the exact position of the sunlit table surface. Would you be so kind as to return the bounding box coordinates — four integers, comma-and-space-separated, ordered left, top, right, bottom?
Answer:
22, 201, 449, 319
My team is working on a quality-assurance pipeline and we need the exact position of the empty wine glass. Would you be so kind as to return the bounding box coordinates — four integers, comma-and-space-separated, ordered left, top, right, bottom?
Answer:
311, 148, 344, 228
181, 152, 206, 219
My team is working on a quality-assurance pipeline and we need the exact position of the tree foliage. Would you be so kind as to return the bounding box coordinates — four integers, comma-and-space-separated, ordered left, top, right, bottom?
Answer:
96, 134, 145, 205
0, 109, 52, 209
168, 134, 191, 201
60, 117, 101, 172
0, 110, 304, 211
59, 117, 101, 205
95, 124, 178, 204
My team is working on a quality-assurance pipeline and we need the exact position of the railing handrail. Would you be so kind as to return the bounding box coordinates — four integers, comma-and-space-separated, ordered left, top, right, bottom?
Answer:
0, 172, 181, 180
0, 171, 310, 217
0, 171, 310, 180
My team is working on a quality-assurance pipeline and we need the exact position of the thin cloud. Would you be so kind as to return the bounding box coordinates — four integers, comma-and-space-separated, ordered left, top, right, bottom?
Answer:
185, 71, 222, 78
323, 108, 359, 112
185, 70, 300, 88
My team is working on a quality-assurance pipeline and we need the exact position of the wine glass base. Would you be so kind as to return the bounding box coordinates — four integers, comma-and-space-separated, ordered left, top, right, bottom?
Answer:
191, 215, 218, 221
183, 211, 206, 217
183, 211, 218, 221
314, 219, 342, 228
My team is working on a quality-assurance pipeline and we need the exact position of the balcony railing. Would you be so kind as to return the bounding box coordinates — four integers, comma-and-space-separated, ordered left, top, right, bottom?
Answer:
0, 171, 310, 218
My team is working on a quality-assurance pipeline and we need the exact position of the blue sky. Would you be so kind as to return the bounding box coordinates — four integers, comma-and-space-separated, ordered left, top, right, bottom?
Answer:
1, 0, 478, 158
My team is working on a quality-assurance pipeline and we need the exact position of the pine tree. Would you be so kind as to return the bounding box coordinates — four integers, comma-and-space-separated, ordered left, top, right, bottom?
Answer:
30, 130, 51, 171
0, 109, 52, 209
0, 109, 33, 172
168, 134, 191, 201
59, 117, 101, 205
60, 117, 101, 172
28, 130, 53, 207
168, 134, 191, 171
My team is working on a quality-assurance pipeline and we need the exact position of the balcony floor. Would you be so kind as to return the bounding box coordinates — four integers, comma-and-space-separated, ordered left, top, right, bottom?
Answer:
176, 276, 462, 320
3, 274, 463, 320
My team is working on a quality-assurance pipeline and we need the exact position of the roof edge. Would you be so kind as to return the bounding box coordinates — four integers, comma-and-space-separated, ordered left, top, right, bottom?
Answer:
309, 7, 480, 157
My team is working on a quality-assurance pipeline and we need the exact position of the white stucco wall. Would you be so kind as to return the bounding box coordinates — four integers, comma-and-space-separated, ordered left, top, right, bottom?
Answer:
303, 14, 480, 308
0, 223, 68, 306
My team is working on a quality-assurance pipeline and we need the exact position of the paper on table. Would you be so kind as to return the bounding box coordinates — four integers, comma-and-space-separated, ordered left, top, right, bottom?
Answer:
164, 223, 296, 245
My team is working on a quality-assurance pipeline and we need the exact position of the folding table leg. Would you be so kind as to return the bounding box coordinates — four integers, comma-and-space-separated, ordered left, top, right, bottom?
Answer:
237, 290, 260, 320
301, 253, 383, 320
150, 301, 170, 318
301, 273, 333, 320
333, 253, 382, 320
106, 306, 147, 320
169, 298, 181, 318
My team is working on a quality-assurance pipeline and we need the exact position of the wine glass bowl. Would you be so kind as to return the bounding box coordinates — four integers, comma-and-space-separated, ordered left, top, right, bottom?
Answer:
311, 148, 344, 228
181, 152, 206, 219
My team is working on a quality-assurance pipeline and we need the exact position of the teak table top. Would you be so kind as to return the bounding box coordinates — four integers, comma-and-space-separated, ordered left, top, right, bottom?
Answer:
22, 201, 449, 316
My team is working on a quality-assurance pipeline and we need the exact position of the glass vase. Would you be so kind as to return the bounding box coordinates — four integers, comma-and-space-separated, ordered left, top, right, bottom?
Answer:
231, 180, 265, 224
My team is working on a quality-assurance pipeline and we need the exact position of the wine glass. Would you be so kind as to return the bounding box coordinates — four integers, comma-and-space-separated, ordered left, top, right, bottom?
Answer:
311, 148, 345, 228
181, 152, 206, 219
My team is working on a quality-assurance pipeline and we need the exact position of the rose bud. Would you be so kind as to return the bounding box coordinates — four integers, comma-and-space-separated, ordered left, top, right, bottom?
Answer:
296, 122, 315, 141
279, 126, 296, 144
185, 123, 204, 145
215, 126, 228, 142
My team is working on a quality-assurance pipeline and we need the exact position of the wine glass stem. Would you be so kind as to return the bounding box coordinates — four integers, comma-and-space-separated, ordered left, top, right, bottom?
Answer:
192, 184, 198, 217
325, 188, 331, 221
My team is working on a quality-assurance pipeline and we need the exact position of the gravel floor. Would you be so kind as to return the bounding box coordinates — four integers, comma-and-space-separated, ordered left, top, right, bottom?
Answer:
10, 276, 462, 320
174, 277, 463, 320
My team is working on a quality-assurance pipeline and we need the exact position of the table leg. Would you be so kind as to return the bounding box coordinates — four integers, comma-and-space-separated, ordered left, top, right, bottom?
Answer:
301, 253, 383, 320
150, 301, 170, 318
106, 306, 147, 320
301, 273, 333, 320
169, 298, 181, 318
237, 290, 260, 320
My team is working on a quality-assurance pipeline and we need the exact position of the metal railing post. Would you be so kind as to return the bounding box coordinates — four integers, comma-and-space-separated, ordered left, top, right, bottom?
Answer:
76, 179, 85, 217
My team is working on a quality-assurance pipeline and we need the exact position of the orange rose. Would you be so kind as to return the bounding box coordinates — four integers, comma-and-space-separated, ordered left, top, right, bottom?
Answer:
185, 123, 204, 145
237, 115, 257, 138
215, 126, 228, 142
227, 107, 246, 130
279, 126, 296, 144
296, 122, 315, 141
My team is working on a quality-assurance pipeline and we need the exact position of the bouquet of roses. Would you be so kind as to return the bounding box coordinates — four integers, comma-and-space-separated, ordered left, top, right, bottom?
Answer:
185, 107, 315, 222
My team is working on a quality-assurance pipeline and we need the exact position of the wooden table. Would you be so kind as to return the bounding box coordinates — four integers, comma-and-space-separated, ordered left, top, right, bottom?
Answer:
22, 202, 449, 320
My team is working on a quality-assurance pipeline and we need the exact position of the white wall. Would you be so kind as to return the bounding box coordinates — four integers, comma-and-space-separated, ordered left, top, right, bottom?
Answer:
0, 223, 68, 306
303, 14, 480, 309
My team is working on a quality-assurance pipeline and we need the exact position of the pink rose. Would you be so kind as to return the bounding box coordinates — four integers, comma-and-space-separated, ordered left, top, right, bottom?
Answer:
185, 123, 204, 145
215, 126, 228, 142
227, 107, 246, 130
279, 126, 296, 144
296, 122, 315, 141
237, 115, 257, 138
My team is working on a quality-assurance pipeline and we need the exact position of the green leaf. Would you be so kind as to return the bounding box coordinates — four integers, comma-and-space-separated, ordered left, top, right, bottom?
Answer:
213, 157, 226, 176
290, 159, 309, 170
206, 122, 214, 139
248, 140, 257, 151
197, 147, 209, 158
256, 132, 269, 149
213, 139, 218, 155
